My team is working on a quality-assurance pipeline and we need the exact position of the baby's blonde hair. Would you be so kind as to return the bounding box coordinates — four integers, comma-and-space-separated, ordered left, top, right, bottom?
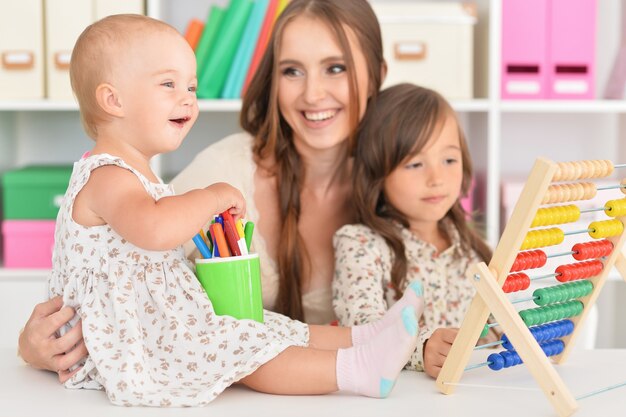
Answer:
70, 14, 178, 139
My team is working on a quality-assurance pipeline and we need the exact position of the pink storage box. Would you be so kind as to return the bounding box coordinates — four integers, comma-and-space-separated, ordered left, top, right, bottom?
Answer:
547, 0, 596, 99
2, 220, 55, 268
502, 0, 597, 100
501, 0, 548, 99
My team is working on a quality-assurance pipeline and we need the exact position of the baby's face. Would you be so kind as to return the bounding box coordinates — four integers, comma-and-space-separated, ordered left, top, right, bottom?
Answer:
115, 29, 199, 155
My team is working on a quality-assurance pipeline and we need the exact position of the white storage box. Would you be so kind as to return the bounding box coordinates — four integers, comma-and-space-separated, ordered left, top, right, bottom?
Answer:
45, 0, 92, 100
0, 0, 44, 99
372, 2, 477, 99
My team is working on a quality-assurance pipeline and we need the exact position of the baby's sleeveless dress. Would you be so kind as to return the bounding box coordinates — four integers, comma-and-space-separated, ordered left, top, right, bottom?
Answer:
47, 154, 309, 406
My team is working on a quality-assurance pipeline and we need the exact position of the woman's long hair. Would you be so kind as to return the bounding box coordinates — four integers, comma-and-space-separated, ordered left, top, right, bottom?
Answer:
353, 84, 492, 297
240, 0, 385, 320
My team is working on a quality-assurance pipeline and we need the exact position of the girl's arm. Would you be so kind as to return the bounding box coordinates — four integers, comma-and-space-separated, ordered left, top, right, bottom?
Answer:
76, 165, 245, 251
332, 226, 389, 325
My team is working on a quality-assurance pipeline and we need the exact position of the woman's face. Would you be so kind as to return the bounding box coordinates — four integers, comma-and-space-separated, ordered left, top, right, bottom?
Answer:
277, 16, 370, 155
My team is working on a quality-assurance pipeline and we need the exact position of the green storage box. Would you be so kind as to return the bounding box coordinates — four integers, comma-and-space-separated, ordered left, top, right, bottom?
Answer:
2, 165, 73, 219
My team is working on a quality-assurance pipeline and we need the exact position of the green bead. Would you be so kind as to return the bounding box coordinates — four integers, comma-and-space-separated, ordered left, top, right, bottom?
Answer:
480, 324, 489, 338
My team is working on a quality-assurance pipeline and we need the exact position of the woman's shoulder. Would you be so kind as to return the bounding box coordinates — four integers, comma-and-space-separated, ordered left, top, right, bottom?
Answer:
196, 132, 254, 160
171, 132, 254, 193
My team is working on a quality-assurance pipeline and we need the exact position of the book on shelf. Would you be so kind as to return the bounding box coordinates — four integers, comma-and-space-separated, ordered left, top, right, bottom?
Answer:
221, 0, 270, 99
184, 18, 204, 51
241, 0, 281, 96
197, 0, 254, 99
195, 5, 226, 88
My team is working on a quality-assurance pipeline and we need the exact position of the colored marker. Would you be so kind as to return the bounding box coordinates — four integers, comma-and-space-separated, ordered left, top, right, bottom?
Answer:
203, 228, 213, 252
223, 220, 242, 256
208, 226, 220, 257
235, 219, 248, 255
192, 232, 212, 259
235, 219, 245, 238
199, 228, 212, 252
210, 223, 230, 257
244, 221, 254, 252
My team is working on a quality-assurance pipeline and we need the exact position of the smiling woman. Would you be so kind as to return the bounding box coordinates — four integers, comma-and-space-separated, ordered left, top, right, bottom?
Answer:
173, 0, 387, 324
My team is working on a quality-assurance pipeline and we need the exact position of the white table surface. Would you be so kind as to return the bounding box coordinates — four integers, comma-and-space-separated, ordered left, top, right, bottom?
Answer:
1, 348, 625, 417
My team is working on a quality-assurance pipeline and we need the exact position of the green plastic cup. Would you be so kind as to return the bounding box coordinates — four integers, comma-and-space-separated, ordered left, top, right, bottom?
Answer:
195, 254, 264, 323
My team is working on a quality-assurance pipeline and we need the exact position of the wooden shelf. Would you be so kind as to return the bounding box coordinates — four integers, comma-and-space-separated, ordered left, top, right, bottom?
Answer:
0, 98, 493, 113
500, 100, 626, 113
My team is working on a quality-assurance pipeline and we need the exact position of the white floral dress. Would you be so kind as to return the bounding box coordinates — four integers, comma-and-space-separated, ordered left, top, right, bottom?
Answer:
47, 154, 309, 407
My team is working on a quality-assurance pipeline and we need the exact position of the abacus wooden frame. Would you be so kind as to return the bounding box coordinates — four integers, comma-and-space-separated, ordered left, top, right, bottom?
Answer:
435, 157, 626, 417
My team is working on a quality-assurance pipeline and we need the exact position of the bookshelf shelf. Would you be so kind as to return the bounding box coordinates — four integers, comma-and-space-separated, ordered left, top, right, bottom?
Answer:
0, 99, 491, 113
500, 99, 626, 113
0, 269, 48, 281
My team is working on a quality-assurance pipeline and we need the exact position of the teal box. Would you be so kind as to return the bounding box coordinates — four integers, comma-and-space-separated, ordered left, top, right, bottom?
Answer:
2, 165, 73, 219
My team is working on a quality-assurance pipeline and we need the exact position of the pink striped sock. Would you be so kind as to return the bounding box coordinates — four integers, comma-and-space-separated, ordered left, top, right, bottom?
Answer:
351, 280, 424, 345
336, 306, 419, 398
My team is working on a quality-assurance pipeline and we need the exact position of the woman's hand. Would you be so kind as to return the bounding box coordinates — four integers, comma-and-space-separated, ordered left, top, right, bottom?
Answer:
423, 327, 458, 378
18, 296, 88, 382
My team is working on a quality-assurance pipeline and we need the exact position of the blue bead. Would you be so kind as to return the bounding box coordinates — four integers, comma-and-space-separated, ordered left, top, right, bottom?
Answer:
502, 351, 517, 368
501, 334, 513, 350
488, 354, 504, 370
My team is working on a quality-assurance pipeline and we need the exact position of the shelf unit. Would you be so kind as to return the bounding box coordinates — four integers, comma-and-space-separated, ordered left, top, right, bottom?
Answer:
1, 0, 625, 348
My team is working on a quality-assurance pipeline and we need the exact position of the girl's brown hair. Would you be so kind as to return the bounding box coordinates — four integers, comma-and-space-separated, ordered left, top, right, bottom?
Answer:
240, 0, 385, 320
353, 83, 492, 297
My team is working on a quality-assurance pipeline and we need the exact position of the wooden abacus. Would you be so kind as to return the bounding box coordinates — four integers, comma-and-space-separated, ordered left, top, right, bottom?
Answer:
436, 158, 626, 417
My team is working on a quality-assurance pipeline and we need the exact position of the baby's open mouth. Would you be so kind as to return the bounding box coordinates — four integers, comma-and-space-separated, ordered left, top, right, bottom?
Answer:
170, 116, 191, 126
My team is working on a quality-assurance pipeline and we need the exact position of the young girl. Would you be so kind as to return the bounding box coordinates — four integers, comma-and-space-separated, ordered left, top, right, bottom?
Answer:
49, 15, 424, 406
332, 84, 494, 379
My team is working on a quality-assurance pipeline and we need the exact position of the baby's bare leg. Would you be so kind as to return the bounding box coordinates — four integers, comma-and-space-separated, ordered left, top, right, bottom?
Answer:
240, 346, 338, 394
240, 306, 419, 398
307, 325, 352, 350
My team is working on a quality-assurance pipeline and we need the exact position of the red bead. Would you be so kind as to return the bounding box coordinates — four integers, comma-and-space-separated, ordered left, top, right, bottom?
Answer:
572, 240, 614, 261
503, 272, 530, 293
511, 250, 548, 272
556, 260, 603, 282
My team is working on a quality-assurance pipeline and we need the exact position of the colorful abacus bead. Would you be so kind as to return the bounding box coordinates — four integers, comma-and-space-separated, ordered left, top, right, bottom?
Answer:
519, 300, 584, 326
555, 260, 603, 282
533, 280, 594, 306
480, 324, 490, 338
604, 198, 626, 218
521, 228, 564, 250
572, 240, 614, 260
542, 183, 596, 204
502, 272, 531, 293
501, 319, 575, 350
488, 340, 565, 371
588, 219, 624, 239
553, 160, 614, 182
510, 250, 548, 272
531, 205, 580, 228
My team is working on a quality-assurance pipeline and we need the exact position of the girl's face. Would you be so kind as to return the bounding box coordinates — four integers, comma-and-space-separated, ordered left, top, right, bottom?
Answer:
118, 30, 199, 156
383, 116, 464, 233
277, 16, 370, 155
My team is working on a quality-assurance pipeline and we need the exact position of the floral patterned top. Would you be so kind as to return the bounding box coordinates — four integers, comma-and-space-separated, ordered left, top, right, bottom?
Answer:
47, 154, 309, 406
332, 220, 483, 371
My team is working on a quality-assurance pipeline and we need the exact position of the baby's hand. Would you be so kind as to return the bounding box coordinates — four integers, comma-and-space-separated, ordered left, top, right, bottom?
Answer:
206, 182, 246, 220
